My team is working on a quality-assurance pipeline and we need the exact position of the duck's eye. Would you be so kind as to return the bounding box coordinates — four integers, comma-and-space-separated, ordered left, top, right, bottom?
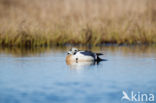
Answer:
75, 50, 77, 52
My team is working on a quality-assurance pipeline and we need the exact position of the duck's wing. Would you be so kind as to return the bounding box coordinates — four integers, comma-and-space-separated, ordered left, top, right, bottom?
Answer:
79, 51, 95, 57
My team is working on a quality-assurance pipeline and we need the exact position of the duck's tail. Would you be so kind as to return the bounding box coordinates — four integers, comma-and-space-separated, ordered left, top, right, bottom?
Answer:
96, 53, 104, 61
96, 53, 103, 56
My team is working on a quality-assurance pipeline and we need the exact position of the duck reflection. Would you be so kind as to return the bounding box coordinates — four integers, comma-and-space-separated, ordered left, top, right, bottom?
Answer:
66, 60, 99, 69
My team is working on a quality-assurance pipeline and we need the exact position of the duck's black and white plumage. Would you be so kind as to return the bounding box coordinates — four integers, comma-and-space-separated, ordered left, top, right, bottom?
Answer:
66, 48, 103, 63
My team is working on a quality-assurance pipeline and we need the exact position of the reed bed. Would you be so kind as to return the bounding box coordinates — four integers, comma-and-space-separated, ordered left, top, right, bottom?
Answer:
0, 0, 156, 47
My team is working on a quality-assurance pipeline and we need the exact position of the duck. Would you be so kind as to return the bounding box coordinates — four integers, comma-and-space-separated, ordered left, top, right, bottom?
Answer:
66, 48, 103, 63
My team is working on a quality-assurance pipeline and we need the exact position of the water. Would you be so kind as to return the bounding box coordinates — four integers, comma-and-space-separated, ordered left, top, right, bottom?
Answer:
0, 46, 156, 103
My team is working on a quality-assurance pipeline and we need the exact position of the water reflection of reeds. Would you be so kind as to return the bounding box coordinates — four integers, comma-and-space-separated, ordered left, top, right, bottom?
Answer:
0, 45, 156, 57
0, 46, 67, 57
101, 45, 156, 57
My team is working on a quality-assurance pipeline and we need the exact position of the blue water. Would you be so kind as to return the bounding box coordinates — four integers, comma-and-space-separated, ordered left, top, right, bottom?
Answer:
0, 46, 156, 103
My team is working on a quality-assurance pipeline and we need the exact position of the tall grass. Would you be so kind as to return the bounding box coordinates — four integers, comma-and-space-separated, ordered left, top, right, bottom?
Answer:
0, 0, 156, 47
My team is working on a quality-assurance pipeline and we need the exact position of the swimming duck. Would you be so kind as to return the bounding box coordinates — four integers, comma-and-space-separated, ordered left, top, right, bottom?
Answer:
66, 48, 103, 63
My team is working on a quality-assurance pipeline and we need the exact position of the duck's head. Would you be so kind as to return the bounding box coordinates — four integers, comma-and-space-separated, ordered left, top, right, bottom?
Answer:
67, 48, 78, 55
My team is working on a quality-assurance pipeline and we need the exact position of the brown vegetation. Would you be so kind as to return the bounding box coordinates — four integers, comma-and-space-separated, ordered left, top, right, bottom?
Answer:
0, 0, 156, 47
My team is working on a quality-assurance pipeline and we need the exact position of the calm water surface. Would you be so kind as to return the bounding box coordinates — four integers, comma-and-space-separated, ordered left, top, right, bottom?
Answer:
0, 46, 156, 103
